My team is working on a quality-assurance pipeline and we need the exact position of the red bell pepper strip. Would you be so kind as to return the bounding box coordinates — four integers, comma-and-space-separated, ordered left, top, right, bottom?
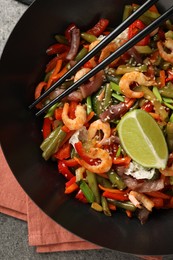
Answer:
62, 158, 79, 167
65, 176, 78, 194
166, 70, 173, 82
45, 52, 68, 73
42, 117, 52, 139
54, 142, 71, 160
58, 161, 74, 180
46, 43, 69, 55
74, 141, 95, 164
103, 191, 129, 201
128, 19, 150, 46
87, 18, 109, 37
141, 101, 154, 113
54, 107, 63, 120
75, 189, 88, 203
112, 156, 131, 166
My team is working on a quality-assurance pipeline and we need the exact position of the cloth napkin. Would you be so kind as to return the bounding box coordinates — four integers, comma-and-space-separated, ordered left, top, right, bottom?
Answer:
0, 147, 162, 259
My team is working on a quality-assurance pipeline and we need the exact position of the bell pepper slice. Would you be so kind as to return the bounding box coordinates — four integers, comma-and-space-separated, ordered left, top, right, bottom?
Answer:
54, 142, 71, 160
103, 190, 129, 201
128, 19, 150, 46
58, 160, 74, 180
87, 18, 109, 37
46, 43, 69, 55
42, 117, 52, 139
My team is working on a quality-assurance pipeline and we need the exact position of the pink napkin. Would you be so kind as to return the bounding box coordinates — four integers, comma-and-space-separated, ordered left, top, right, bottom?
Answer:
0, 146, 162, 258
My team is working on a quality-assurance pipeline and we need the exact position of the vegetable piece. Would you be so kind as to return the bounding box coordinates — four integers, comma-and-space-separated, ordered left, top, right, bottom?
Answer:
46, 43, 69, 55
166, 122, 173, 152
74, 47, 88, 62
79, 180, 95, 203
122, 5, 133, 21
81, 33, 97, 43
107, 170, 126, 190
54, 142, 71, 160
87, 18, 109, 37
103, 190, 129, 201
40, 126, 67, 160
91, 202, 103, 212
42, 117, 52, 139
58, 161, 74, 180
86, 170, 101, 204
101, 196, 112, 216
128, 19, 150, 46
107, 199, 136, 211
66, 27, 80, 60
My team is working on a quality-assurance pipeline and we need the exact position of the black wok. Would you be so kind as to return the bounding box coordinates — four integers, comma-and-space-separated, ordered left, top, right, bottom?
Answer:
0, 0, 173, 256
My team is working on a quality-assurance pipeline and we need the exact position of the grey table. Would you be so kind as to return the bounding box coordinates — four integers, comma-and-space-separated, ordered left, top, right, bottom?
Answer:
0, 1, 172, 259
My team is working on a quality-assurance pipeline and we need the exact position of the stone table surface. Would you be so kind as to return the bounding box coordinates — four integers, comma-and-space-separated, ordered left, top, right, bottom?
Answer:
0, 0, 173, 259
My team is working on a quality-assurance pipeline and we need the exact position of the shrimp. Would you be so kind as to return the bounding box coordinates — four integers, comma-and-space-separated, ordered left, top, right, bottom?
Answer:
99, 42, 120, 66
74, 68, 91, 82
119, 71, 156, 99
157, 38, 173, 64
87, 119, 111, 146
75, 147, 112, 174
62, 103, 87, 130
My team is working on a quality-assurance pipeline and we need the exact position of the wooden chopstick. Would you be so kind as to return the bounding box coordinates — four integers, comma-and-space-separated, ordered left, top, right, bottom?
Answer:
29, 0, 158, 111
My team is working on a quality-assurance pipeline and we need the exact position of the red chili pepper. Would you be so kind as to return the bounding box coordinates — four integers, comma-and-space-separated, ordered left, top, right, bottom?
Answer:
58, 161, 74, 180
62, 158, 79, 167
87, 18, 109, 37
112, 156, 131, 166
65, 23, 77, 42
46, 43, 69, 55
103, 191, 129, 201
42, 117, 52, 139
141, 101, 154, 113
75, 189, 88, 203
128, 19, 150, 46
65, 176, 78, 194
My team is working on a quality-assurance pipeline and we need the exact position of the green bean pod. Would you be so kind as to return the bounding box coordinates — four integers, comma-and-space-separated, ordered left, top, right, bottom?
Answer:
79, 180, 95, 203
86, 170, 101, 204
107, 199, 136, 212
107, 169, 126, 190
81, 32, 97, 43
101, 196, 112, 216
96, 175, 112, 189
41, 125, 66, 160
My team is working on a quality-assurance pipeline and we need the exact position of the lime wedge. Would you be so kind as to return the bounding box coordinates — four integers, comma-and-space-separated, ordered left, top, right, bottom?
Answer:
117, 109, 168, 169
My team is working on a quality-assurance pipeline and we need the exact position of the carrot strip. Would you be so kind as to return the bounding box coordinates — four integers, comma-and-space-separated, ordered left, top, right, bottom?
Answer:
46, 59, 63, 89
98, 184, 128, 194
108, 203, 116, 211
35, 81, 47, 100
145, 191, 171, 200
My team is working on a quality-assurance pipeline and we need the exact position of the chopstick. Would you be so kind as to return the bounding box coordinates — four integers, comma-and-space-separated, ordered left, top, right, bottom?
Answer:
35, 4, 173, 117
29, 0, 158, 112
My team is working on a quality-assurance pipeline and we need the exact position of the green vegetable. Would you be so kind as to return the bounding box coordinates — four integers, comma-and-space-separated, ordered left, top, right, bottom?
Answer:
107, 170, 126, 190
86, 96, 93, 115
101, 196, 112, 216
107, 199, 136, 212
166, 122, 173, 152
74, 47, 88, 62
86, 170, 100, 204
55, 34, 68, 44
79, 180, 95, 203
115, 64, 147, 74
96, 175, 112, 189
81, 32, 97, 43
122, 5, 133, 21
40, 125, 66, 160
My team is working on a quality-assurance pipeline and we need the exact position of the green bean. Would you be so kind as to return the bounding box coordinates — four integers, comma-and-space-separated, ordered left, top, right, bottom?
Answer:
101, 196, 112, 216
152, 86, 162, 102
55, 34, 68, 44
44, 102, 61, 118
86, 96, 93, 115
112, 92, 125, 102
107, 169, 126, 190
79, 180, 95, 203
41, 126, 66, 160
115, 64, 147, 74
107, 199, 136, 212
86, 170, 100, 204
159, 82, 173, 98
170, 113, 173, 123
166, 122, 173, 152
96, 175, 112, 189
81, 32, 97, 43
103, 83, 112, 109
164, 102, 173, 110
74, 47, 88, 62
92, 87, 105, 116
110, 81, 121, 93
106, 74, 121, 85
163, 97, 173, 104
122, 5, 133, 21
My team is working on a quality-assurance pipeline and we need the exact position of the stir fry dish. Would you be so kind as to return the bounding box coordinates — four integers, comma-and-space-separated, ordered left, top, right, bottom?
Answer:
34, 4, 173, 224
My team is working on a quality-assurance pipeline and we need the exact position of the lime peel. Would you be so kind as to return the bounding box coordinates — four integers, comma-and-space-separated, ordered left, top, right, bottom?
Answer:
117, 109, 168, 169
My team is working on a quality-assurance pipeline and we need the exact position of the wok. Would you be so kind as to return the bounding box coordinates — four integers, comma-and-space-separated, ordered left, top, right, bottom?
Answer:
0, 0, 173, 255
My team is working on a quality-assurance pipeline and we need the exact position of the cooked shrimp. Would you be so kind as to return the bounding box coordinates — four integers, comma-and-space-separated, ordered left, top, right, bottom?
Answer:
119, 71, 156, 99
75, 147, 112, 174
157, 38, 173, 64
62, 103, 87, 130
129, 191, 154, 211
74, 68, 91, 82
87, 119, 111, 146
99, 42, 120, 65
